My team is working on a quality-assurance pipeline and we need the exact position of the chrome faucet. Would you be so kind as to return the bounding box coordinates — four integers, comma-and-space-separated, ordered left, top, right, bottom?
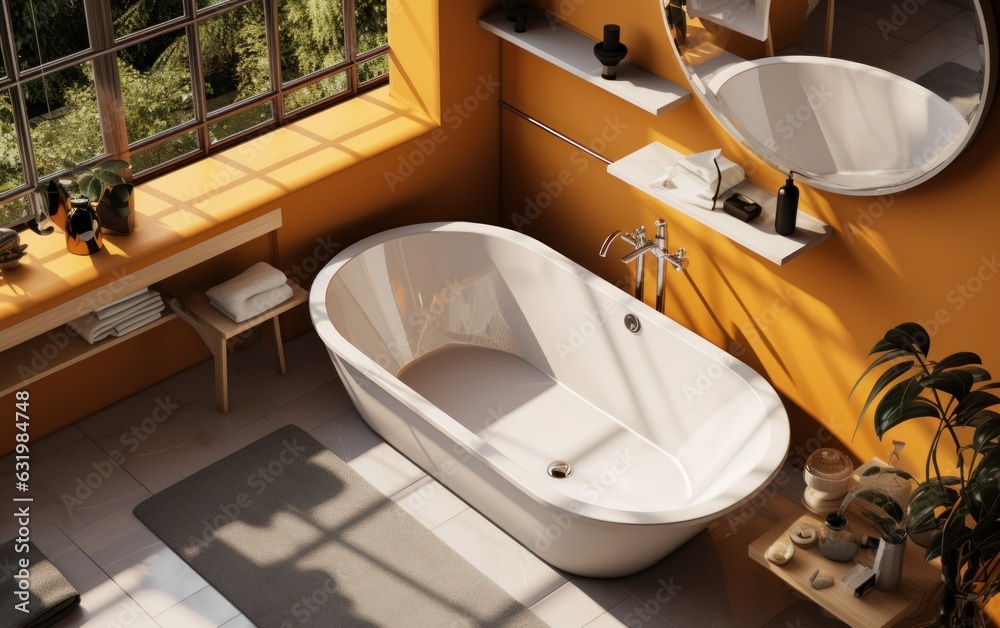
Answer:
600, 226, 649, 301
600, 220, 688, 313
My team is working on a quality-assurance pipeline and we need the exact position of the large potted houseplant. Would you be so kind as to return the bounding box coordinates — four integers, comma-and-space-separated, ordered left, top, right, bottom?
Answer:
853, 322, 1000, 626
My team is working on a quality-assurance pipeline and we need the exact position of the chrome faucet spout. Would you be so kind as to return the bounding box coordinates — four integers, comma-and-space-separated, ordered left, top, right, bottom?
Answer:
599, 230, 624, 257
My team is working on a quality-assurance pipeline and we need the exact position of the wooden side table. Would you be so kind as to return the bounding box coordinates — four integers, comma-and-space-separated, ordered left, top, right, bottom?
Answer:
749, 511, 941, 628
167, 280, 309, 413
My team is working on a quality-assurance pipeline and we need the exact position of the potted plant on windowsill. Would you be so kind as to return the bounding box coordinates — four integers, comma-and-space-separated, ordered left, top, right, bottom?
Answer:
71, 159, 134, 235
852, 322, 1000, 627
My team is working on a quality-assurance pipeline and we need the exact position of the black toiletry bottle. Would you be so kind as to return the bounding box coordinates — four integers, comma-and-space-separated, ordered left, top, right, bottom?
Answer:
775, 173, 799, 236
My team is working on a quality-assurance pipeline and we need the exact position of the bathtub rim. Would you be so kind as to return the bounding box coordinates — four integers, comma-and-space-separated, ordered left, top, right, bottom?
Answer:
309, 221, 790, 526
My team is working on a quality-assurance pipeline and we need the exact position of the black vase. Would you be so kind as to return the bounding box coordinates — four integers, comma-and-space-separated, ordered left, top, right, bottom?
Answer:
95, 183, 135, 235
65, 198, 103, 256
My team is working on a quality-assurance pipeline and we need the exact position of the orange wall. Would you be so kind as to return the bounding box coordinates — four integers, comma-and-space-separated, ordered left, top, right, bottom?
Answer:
499, 0, 1000, 480
2, 0, 501, 445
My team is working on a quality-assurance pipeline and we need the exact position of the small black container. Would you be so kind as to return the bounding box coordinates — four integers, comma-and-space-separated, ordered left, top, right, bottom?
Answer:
775, 173, 799, 236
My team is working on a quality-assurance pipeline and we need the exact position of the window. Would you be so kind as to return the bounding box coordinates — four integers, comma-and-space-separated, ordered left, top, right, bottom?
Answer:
0, 0, 388, 227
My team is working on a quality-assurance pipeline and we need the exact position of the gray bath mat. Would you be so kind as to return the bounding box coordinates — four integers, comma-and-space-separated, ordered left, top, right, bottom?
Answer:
134, 425, 548, 627
916, 61, 984, 121
0, 539, 80, 628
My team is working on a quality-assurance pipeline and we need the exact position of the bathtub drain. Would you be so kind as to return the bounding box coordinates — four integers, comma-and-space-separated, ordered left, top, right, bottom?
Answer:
547, 461, 573, 479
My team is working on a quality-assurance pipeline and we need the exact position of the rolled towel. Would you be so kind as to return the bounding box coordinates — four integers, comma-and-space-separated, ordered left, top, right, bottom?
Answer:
206, 262, 288, 319
0, 539, 81, 628
210, 282, 294, 323
670, 149, 746, 202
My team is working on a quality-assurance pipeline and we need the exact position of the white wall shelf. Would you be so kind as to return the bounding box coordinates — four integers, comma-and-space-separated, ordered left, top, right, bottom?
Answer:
479, 9, 690, 116
608, 142, 832, 265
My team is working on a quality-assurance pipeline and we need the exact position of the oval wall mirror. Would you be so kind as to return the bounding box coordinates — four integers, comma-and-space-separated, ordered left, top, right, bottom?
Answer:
662, 0, 998, 195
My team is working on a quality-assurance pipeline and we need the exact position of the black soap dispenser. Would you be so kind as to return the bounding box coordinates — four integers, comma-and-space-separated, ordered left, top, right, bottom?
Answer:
775, 172, 799, 236
593, 25, 628, 80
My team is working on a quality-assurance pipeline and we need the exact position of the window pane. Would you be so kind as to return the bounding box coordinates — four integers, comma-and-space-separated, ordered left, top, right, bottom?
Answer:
283, 72, 347, 113
0, 90, 25, 194
358, 53, 388, 84
278, 0, 346, 83
112, 0, 185, 39
200, 1, 270, 113
132, 130, 200, 174
119, 29, 194, 144
209, 101, 272, 143
24, 63, 103, 177
197, 0, 230, 9
355, 0, 387, 55
10, 0, 90, 71
0, 195, 31, 228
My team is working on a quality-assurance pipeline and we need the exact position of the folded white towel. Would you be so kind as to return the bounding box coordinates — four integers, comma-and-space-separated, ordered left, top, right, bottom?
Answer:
206, 262, 288, 319
98, 287, 149, 312
69, 295, 165, 344
210, 282, 293, 323
666, 149, 746, 205
111, 309, 164, 337
95, 290, 161, 320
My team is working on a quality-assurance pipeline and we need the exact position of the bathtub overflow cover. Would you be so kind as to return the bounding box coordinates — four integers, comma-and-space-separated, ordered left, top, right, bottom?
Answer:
547, 461, 573, 479
624, 314, 641, 334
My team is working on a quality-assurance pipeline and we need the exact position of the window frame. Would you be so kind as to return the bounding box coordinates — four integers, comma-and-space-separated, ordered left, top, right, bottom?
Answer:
0, 0, 388, 227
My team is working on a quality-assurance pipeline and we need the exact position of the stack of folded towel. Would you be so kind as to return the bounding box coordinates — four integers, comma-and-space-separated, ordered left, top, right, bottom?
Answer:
68, 287, 165, 345
0, 539, 81, 628
654, 149, 746, 209
206, 262, 292, 323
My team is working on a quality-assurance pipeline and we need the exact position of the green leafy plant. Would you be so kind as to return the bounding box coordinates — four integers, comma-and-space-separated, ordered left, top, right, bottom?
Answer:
840, 467, 915, 544
70, 159, 133, 218
852, 322, 1000, 626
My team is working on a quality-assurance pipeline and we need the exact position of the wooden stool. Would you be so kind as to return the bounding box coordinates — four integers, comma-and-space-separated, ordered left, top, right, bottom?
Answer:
168, 280, 309, 413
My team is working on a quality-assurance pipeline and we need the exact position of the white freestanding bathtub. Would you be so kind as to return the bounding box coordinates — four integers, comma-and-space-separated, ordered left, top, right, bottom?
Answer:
309, 222, 789, 577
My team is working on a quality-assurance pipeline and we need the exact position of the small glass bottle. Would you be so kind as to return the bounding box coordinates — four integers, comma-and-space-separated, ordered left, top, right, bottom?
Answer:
818, 513, 858, 562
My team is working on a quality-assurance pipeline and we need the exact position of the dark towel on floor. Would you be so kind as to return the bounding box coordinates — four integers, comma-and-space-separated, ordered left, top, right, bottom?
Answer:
0, 539, 80, 628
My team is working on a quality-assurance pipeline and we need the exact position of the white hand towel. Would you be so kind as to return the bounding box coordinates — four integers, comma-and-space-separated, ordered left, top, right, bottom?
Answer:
69, 295, 165, 344
673, 149, 746, 200
111, 308, 165, 337
209, 282, 294, 323
206, 262, 288, 320
95, 290, 161, 320
97, 287, 149, 312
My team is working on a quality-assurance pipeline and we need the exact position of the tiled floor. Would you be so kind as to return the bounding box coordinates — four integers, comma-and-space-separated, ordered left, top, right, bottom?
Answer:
4, 331, 862, 628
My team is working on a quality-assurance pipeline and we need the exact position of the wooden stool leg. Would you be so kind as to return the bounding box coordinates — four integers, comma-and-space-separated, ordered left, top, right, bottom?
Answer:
214, 335, 229, 414
271, 315, 287, 375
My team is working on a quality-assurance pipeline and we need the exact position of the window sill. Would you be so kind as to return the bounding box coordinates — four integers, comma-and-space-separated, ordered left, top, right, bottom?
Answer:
0, 86, 437, 342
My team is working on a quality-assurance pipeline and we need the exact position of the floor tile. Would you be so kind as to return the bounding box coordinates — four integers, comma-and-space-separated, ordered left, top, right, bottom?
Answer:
158, 358, 279, 433
391, 475, 468, 530
432, 508, 567, 608
593, 596, 673, 628
155, 585, 241, 628
2, 437, 149, 536
30, 525, 160, 628
890, 22, 979, 76
231, 330, 338, 407
265, 377, 354, 432
953, 44, 985, 72
530, 579, 626, 628
309, 408, 425, 497
69, 504, 208, 617
0, 425, 84, 471
614, 508, 794, 628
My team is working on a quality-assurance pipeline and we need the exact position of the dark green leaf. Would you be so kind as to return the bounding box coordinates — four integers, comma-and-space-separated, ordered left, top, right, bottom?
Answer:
921, 370, 975, 401
93, 169, 124, 186
956, 391, 1000, 425
965, 465, 1000, 523
870, 338, 898, 354
958, 366, 992, 382
883, 322, 931, 357
874, 379, 939, 438
973, 416, 1000, 451
843, 488, 905, 522
850, 350, 914, 400
924, 505, 971, 562
79, 175, 102, 202
932, 352, 983, 374
861, 466, 915, 482
855, 361, 915, 436
97, 159, 129, 172
907, 481, 960, 534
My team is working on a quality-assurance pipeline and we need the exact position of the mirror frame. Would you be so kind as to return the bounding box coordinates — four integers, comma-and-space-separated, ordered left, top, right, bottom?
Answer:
661, 0, 999, 196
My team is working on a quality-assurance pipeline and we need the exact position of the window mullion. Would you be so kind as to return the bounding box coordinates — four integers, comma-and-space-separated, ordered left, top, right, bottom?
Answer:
0, 0, 17, 81
186, 22, 210, 159
265, 0, 284, 124
84, 0, 129, 167
9, 84, 39, 217
343, 0, 358, 93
